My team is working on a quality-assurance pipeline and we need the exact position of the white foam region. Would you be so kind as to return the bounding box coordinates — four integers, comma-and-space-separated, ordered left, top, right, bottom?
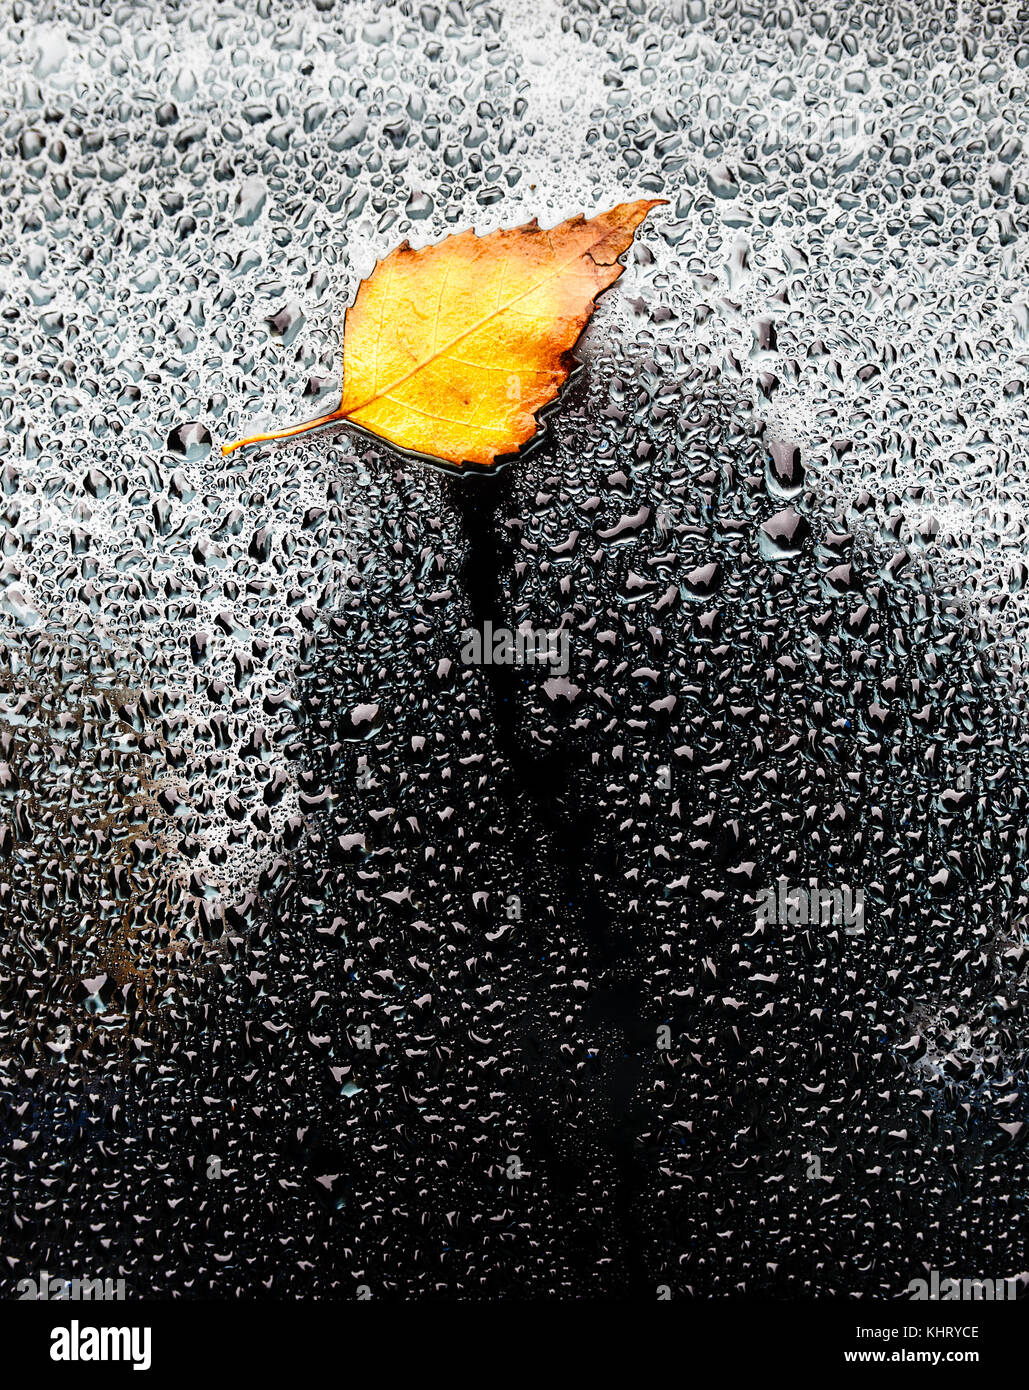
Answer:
2, 0, 1028, 915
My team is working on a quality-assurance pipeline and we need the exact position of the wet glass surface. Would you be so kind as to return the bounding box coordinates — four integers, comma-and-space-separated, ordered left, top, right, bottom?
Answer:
2, 0, 1029, 1299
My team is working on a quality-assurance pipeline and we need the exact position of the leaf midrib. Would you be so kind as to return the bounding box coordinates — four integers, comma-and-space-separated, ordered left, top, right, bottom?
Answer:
340, 229, 615, 423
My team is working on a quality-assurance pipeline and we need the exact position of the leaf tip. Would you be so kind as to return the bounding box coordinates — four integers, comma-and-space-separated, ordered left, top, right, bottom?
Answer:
632, 197, 670, 220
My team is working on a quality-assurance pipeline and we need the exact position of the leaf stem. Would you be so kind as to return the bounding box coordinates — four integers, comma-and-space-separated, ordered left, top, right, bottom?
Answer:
220, 406, 347, 457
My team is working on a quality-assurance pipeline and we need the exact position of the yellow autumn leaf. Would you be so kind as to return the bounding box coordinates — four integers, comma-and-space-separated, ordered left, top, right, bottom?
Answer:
222, 199, 665, 469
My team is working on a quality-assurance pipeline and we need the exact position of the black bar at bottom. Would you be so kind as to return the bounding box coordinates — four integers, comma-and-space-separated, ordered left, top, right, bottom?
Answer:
1, 1295, 1020, 1375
